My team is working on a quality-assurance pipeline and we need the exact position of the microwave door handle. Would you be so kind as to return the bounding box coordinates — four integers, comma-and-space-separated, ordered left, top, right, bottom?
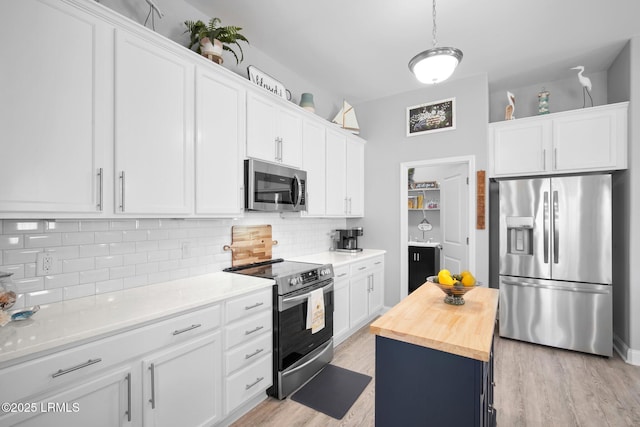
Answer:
543, 191, 549, 264
292, 174, 302, 208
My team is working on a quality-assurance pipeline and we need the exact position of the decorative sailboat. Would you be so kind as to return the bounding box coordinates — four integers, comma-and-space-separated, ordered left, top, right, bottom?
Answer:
332, 100, 360, 134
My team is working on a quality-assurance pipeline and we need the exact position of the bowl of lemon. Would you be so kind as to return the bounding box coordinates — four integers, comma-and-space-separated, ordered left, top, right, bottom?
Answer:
427, 269, 477, 305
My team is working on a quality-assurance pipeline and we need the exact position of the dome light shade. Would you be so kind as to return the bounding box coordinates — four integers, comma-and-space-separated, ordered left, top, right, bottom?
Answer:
409, 47, 463, 84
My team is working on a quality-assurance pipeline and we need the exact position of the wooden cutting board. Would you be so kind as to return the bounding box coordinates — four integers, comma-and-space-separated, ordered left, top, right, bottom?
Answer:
223, 225, 278, 267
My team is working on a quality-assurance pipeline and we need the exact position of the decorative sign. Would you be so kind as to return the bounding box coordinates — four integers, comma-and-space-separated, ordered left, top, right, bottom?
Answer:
406, 98, 456, 137
247, 65, 288, 100
476, 170, 486, 230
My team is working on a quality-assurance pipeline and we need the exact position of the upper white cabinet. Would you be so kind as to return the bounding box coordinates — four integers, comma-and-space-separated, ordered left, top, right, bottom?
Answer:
489, 102, 628, 177
326, 130, 365, 217
246, 92, 303, 168
195, 68, 246, 216
301, 120, 327, 216
114, 29, 194, 215
0, 0, 113, 215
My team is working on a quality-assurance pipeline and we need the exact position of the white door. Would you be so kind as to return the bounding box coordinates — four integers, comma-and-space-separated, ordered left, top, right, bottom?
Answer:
302, 120, 326, 216
246, 93, 278, 162
346, 137, 365, 216
325, 130, 347, 215
279, 109, 303, 168
441, 164, 469, 272
349, 274, 369, 328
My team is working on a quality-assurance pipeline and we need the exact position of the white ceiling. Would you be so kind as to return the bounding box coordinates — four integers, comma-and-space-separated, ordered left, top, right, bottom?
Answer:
186, 0, 640, 104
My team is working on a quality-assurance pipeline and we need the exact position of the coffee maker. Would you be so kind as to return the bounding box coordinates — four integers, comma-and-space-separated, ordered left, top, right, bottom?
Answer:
333, 227, 363, 252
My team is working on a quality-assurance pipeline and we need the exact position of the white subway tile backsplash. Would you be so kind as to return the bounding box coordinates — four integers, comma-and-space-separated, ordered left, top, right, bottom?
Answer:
25, 234, 62, 248
1, 216, 346, 303
64, 283, 96, 300
0, 264, 24, 279
79, 243, 109, 258
45, 272, 80, 289
26, 288, 63, 305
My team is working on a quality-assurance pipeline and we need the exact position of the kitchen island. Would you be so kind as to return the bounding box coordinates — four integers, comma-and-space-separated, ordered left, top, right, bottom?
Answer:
370, 282, 499, 427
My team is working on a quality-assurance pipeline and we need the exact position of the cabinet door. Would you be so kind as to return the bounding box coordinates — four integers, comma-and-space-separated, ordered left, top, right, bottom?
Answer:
333, 275, 350, 342
490, 120, 551, 177
195, 68, 245, 216
246, 92, 278, 163
0, 0, 112, 214
368, 264, 385, 315
143, 332, 222, 427
325, 130, 347, 215
552, 106, 624, 172
1, 367, 134, 427
302, 120, 327, 216
279, 108, 303, 168
408, 247, 438, 293
346, 137, 365, 216
114, 30, 194, 215
349, 273, 369, 329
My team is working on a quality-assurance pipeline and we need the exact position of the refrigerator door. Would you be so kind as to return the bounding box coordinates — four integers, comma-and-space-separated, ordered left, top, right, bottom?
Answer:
499, 178, 551, 279
499, 275, 612, 356
551, 175, 612, 284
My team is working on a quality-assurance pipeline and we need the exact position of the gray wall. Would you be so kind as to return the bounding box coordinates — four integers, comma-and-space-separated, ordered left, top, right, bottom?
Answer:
349, 74, 489, 306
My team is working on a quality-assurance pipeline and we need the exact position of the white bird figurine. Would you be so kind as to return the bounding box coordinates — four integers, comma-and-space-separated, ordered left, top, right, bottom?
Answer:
505, 91, 515, 120
571, 66, 593, 108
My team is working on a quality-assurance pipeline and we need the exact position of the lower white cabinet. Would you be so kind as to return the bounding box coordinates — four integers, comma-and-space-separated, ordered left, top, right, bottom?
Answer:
332, 265, 351, 344
142, 332, 222, 427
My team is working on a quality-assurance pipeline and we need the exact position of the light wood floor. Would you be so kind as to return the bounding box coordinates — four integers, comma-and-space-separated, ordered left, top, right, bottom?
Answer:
232, 323, 640, 427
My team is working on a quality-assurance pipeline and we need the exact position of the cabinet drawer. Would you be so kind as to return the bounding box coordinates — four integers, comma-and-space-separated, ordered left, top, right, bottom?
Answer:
225, 354, 272, 414
226, 288, 272, 324
0, 304, 221, 403
333, 265, 350, 282
351, 256, 384, 276
225, 310, 272, 349
225, 333, 272, 376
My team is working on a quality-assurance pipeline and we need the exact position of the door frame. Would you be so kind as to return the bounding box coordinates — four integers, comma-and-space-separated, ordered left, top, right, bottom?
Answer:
400, 155, 476, 298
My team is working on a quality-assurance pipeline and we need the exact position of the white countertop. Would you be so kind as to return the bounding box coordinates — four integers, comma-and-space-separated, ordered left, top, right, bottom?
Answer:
290, 249, 386, 267
408, 241, 441, 247
0, 272, 274, 366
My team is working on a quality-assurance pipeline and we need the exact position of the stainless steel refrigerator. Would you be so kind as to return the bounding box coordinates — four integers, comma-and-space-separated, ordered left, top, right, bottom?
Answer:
498, 174, 612, 356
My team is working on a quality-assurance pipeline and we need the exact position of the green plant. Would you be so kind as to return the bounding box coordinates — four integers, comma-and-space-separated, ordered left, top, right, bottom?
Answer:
184, 18, 249, 65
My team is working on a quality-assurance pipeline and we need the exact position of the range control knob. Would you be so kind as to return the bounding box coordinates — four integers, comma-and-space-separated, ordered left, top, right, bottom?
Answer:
320, 268, 331, 276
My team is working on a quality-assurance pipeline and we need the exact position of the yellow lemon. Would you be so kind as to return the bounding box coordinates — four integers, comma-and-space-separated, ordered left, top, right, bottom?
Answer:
438, 270, 454, 286
460, 270, 471, 278
461, 273, 476, 287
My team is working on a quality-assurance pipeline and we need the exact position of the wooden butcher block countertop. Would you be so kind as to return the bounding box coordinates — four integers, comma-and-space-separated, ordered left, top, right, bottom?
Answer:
370, 283, 499, 361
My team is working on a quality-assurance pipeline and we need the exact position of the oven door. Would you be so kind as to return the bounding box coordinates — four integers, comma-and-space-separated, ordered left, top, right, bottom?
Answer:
245, 159, 307, 212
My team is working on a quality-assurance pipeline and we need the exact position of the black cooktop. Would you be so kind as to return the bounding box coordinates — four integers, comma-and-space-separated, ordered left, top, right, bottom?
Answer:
224, 258, 322, 280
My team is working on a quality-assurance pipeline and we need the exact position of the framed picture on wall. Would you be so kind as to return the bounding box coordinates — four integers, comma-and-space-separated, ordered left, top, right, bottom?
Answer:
406, 97, 456, 137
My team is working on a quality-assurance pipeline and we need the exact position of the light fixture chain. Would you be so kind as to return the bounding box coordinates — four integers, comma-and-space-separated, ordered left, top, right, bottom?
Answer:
432, 0, 437, 47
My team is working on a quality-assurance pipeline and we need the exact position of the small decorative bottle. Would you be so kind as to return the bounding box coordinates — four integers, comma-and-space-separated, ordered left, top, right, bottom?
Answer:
538, 88, 550, 115
299, 93, 315, 113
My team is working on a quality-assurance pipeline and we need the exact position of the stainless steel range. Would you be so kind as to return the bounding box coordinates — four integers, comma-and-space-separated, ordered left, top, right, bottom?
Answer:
225, 258, 334, 399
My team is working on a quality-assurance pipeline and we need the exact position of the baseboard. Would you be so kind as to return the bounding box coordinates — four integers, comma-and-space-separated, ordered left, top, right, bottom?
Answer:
613, 333, 640, 366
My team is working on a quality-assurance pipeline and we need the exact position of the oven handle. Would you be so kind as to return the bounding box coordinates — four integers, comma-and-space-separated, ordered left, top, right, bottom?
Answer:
280, 281, 333, 311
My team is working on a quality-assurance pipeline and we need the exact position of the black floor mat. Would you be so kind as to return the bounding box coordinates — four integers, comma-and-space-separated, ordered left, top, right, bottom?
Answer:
291, 364, 372, 420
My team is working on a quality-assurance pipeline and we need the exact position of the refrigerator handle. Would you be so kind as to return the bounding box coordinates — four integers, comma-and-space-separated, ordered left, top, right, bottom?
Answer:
543, 191, 549, 264
553, 190, 559, 264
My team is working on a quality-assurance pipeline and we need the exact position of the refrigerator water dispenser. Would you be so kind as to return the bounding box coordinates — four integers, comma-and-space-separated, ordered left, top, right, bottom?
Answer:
506, 216, 533, 255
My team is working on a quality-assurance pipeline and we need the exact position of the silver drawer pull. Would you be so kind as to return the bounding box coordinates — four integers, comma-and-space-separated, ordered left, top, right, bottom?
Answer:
172, 323, 202, 335
374, 261, 382, 265
52, 358, 102, 378
245, 302, 264, 310
358, 266, 367, 271
245, 325, 264, 335
245, 348, 264, 360
245, 376, 264, 390
337, 273, 347, 278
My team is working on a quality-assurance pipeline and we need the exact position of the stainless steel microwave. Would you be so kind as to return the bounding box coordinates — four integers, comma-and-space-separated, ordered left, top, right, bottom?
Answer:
244, 159, 307, 212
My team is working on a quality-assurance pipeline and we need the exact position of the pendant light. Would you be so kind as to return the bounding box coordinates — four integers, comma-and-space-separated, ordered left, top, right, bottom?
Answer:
409, 0, 463, 84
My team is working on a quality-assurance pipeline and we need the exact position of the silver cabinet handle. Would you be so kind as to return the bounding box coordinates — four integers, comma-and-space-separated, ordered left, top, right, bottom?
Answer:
245, 376, 264, 390
245, 302, 264, 310
274, 137, 279, 161
344, 198, 348, 215
358, 266, 367, 271
125, 372, 132, 422
149, 363, 156, 409
337, 273, 348, 278
374, 261, 382, 265
119, 171, 126, 212
554, 148, 558, 170
245, 325, 264, 335
52, 358, 102, 378
245, 348, 264, 360
349, 197, 352, 214
279, 138, 284, 162
97, 168, 103, 211
172, 323, 201, 335
543, 149, 546, 170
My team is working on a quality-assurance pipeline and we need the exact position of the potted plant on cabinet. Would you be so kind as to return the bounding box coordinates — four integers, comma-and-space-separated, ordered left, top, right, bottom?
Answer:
184, 17, 249, 65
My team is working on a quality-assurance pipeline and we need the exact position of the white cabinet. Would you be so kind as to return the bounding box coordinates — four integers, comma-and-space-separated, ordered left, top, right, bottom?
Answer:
195, 67, 246, 216
489, 102, 628, 178
247, 92, 302, 168
142, 333, 222, 427
349, 273, 370, 330
332, 265, 351, 345
348, 256, 385, 330
302, 119, 327, 216
0, 0, 113, 215
114, 29, 194, 215
326, 130, 365, 217
368, 259, 385, 314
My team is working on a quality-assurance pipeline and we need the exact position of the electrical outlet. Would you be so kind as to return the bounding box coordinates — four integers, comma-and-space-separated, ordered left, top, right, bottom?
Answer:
181, 242, 192, 258
36, 252, 56, 276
